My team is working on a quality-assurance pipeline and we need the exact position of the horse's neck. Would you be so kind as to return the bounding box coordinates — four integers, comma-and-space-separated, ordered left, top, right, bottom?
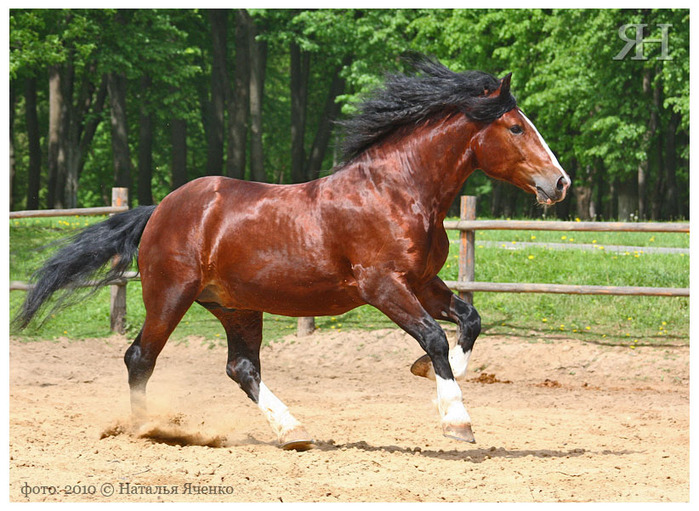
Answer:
364, 115, 480, 221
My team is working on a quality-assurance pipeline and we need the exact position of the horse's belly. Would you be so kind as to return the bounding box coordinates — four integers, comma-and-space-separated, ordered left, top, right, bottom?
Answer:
199, 270, 365, 317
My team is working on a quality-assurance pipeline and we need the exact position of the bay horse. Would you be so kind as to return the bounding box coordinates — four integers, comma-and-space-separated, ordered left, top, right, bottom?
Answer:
15, 57, 569, 450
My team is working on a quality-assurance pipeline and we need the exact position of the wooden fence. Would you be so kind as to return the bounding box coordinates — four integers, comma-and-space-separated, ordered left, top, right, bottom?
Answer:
444, 196, 690, 304
10, 192, 690, 335
10, 188, 131, 333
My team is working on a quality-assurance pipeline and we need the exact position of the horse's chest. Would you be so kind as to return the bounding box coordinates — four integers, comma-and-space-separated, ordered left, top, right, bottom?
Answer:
425, 229, 450, 271
403, 226, 450, 282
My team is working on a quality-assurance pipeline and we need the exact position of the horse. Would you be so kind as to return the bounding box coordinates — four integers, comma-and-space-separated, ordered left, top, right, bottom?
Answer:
15, 56, 569, 450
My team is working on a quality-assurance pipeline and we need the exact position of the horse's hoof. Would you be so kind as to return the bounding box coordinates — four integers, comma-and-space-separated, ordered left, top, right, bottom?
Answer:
279, 426, 314, 451
130, 413, 147, 431
410, 354, 436, 380
442, 422, 476, 443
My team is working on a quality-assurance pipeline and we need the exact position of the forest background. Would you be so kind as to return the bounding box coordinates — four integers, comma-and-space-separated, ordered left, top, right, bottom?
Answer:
9, 8, 690, 221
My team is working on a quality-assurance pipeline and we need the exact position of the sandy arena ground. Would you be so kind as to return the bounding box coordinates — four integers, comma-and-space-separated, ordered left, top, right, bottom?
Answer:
9, 327, 689, 502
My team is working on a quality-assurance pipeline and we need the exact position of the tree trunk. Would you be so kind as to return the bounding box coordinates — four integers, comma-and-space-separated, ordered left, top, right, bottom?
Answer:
206, 9, 227, 175
10, 80, 17, 210
636, 159, 648, 220
638, 68, 660, 220
48, 62, 77, 209
62, 64, 81, 210
137, 75, 154, 205
574, 164, 594, 220
650, 85, 666, 221
107, 71, 132, 201
24, 77, 42, 209
651, 129, 665, 220
490, 180, 503, 217
592, 160, 606, 220
663, 112, 680, 219
307, 64, 346, 180
47, 65, 63, 208
171, 118, 188, 190
607, 177, 618, 220
502, 186, 517, 218
492, 184, 517, 218
249, 22, 267, 183
290, 41, 310, 183
46, 57, 103, 209
78, 74, 108, 179
226, 9, 250, 180
617, 173, 638, 221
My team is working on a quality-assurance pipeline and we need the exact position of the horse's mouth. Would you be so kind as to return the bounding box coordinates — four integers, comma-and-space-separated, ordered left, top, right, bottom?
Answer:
535, 186, 555, 205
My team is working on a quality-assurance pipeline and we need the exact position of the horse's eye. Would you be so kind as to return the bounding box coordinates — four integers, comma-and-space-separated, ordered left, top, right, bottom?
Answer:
509, 125, 523, 135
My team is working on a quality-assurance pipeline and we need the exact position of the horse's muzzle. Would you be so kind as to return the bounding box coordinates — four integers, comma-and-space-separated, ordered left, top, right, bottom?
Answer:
535, 174, 570, 205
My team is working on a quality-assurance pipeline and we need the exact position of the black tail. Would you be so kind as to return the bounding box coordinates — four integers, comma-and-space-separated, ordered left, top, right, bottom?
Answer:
13, 205, 157, 330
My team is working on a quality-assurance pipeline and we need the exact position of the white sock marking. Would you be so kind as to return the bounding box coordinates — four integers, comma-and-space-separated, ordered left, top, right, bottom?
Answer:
257, 381, 302, 438
449, 346, 471, 380
435, 376, 471, 426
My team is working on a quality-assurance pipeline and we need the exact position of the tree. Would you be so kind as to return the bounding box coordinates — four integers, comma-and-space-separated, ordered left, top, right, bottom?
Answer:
129, 9, 204, 201
248, 13, 268, 182
9, 8, 689, 219
410, 8, 689, 220
206, 9, 228, 175
24, 11, 107, 208
171, 117, 188, 189
10, 81, 17, 210
107, 69, 132, 198
290, 39, 310, 184
24, 76, 42, 209
137, 75, 154, 205
226, 9, 251, 180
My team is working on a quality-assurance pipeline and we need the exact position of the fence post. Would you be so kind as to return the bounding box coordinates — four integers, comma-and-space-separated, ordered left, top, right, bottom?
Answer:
297, 317, 316, 337
110, 187, 129, 333
458, 196, 476, 304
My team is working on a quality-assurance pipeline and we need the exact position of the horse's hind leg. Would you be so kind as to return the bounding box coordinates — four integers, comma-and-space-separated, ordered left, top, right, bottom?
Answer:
124, 282, 199, 422
205, 306, 313, 450
411, 276, 481, 381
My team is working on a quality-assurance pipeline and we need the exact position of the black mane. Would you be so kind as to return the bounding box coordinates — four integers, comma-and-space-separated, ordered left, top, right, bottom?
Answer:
339, 56, 517, 161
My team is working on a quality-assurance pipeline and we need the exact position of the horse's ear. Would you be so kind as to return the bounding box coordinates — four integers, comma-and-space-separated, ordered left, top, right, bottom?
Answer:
498, 72, 512, 96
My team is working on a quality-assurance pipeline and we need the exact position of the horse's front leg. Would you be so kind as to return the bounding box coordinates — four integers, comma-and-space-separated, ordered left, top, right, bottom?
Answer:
410, 276, 481, 381
357, 271, 475, 443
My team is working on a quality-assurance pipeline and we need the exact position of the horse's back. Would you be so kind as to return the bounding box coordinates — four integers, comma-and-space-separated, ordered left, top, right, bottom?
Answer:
139, 176, 364, 316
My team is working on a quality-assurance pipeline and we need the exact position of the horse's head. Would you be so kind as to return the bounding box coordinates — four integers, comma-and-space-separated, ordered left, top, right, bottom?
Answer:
472, 74, 570, 205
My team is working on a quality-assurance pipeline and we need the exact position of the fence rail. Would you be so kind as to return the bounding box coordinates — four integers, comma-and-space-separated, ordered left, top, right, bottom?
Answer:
10, 187, 130, 333
447, 196, 690, 302
444, 219, 690, 233
9, 271, 139, 292
444, 281, 689, 297
10, 192, 690, 335
10, 205, 128, 219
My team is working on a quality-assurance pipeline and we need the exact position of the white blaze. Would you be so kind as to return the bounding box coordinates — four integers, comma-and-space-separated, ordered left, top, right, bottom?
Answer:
519, 109, 571, 186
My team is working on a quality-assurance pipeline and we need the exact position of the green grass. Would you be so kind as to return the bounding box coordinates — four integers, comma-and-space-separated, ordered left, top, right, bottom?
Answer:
441, 227, 689, 346
9, 215, 689, 348
472, 227, 689, 248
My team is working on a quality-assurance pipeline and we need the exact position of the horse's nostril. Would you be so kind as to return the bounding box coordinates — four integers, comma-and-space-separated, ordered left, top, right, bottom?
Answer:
556, 176, 568, 192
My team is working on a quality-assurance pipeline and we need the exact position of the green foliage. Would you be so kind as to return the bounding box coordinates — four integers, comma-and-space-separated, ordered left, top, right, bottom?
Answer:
10, 9, 101, 78
9, 9, 690, 216
409, 9, 689, 189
